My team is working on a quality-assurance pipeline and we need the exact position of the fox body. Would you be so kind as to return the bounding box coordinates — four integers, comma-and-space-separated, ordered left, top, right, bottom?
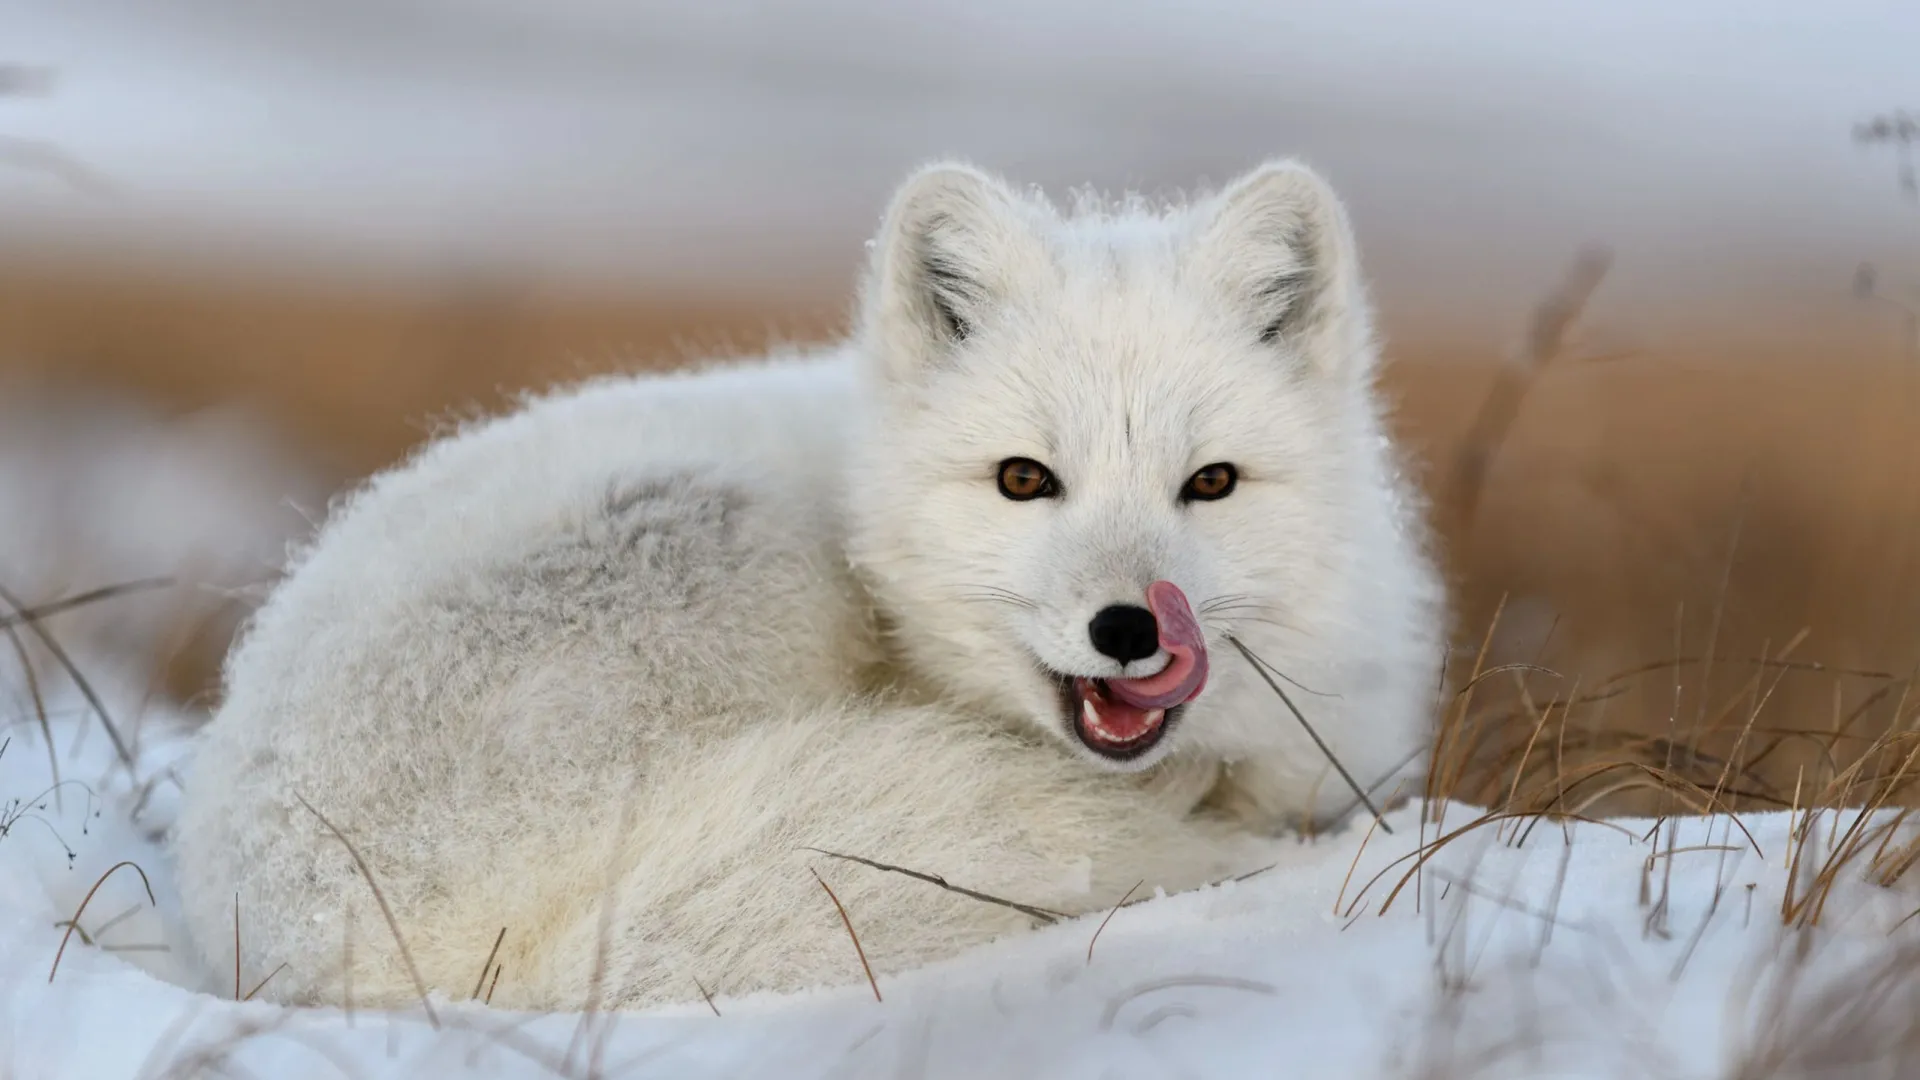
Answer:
170, 159, 1447, 1011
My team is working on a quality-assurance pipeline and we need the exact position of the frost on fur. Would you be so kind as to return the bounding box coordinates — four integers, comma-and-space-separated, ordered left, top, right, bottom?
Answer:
169, 158, 1448, 1014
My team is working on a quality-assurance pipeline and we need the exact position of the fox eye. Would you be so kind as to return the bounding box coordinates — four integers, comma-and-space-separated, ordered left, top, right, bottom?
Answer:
1181, 463, 1238, 502
996, 458, 1058, 501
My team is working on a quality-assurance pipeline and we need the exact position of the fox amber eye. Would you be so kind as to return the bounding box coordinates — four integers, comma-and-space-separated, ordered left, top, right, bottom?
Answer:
996, 458, 1058, 501
1181, 463, 1238, 502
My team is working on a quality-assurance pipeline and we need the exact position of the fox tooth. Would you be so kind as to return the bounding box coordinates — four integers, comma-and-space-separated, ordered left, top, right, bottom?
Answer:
1145, 709, 1165, 728
1082, 698, 1101, 731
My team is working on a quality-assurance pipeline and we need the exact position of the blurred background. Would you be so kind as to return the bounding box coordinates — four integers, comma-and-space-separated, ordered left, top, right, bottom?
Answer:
3, 0, 1918, 804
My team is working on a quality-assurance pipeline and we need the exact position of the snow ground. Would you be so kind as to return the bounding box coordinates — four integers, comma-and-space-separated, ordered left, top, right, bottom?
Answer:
6, 671, 1920, 1079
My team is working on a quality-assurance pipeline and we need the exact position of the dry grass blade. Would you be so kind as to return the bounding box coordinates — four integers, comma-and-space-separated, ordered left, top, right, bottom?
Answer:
1428, 595, 1508, 837
48, 860, 156, 983
1455, 663, 1563, 697
564, 784, 641, 1078
1327, 747, 1429, 826
0, 576, 178, 630
810, 867, 881, 1003
1611, 654, 1899, 686
1335, 805, 1393, 916
241, 962, 288, 1002
3, 620, 60, 812
471, 927, 507, 1001
801, 847, 1067, 923
1781, 740, 1920, 928
1502, 677, 1572, 823
1086, 880, 1144, 965
692, 976, 721, 1017
1225, 634, 1391, 834
0, 581, 136, 772
1523, 761, 1766, 857
292, 792, 440, 1028
1343, 808, 1634, 919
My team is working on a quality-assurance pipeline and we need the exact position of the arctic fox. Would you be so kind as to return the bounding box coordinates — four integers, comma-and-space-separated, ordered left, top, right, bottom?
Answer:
170, 159, 1447, 1012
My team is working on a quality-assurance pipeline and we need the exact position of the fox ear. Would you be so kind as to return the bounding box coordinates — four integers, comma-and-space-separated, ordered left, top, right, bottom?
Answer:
860, 162, 1048, 384
1191, 159, 1375, 380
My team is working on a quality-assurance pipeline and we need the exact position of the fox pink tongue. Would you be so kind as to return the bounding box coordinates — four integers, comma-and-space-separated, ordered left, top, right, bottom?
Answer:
1108, 580, 1209, 710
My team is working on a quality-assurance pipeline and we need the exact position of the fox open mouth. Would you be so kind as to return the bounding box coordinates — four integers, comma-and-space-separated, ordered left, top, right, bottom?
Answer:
1058, 677, 1182, 760
1053, 581, 1211, 762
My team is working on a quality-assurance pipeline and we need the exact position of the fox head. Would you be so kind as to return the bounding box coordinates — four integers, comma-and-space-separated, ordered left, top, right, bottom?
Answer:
844, 159, 1443, 807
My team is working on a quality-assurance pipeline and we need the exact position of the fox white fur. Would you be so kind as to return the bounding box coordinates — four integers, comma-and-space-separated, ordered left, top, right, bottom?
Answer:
170, 159, 1447, 1012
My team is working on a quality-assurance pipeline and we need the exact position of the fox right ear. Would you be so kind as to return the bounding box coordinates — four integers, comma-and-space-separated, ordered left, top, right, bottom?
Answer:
859, 162, 1048, 384
1190, 159, 1375, 382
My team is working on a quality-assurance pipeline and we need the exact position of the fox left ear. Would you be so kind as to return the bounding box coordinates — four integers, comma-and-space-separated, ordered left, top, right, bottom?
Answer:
1190, 160, 1376, 381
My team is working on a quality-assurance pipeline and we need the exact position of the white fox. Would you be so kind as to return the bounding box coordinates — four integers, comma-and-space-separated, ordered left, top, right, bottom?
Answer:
170, 158, 1448, 1012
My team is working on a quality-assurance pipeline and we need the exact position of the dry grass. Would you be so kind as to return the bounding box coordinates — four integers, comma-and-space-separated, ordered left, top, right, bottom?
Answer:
47, 859, 157, 984
293, 791, 442, 1028
809, 867, 882, 1004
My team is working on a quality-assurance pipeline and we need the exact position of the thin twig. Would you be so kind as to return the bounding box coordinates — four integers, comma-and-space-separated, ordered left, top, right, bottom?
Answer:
811, 867, 881, 1003
1226, 634, 1391, 834
471, 927, 507, 1001
692, 977, 721, 1017
49, 861, 155, 983
242, 963, 289, 1002
292, 792, 440, 1028
802, 848, 1066, 923
3, 621, 60, 812
1087, 880, 1144, 965
0, 576, 178, 630
0, 582, 136, 772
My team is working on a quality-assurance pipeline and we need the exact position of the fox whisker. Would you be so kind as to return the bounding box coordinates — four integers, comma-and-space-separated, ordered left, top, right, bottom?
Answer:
1198, 593, 1257, 614
957, 586, 1040, 611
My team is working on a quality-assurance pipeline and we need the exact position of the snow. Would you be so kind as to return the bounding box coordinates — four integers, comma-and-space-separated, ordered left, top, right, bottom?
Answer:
6, 671, 1919, 1078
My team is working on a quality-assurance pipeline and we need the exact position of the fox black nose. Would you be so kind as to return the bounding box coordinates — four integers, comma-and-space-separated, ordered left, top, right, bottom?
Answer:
1089, 605, 1160, 665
